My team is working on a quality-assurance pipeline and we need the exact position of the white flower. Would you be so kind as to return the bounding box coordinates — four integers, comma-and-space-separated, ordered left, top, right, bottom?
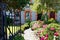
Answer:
24, 28, 39, 40
53, 36, 56, 40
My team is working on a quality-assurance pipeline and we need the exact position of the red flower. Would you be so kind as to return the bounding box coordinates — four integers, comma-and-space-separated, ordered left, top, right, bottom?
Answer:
54, 32, 59, 36
50, 27, 55, 31
40, 36, 45, 40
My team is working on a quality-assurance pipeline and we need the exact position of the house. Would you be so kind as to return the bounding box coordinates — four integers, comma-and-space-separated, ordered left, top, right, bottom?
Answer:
6, 0, 37, 25
21, 3, 37, 24
14, 0, 37, 24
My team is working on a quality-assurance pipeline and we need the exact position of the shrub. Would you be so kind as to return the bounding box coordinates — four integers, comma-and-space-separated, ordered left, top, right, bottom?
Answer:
47, 18, 56, 24
21, 23, 29, 32
13, 34, 24, 40
6, 16, 13, 25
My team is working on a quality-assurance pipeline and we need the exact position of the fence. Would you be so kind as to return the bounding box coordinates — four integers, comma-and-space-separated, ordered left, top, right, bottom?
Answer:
0, 10, 5, 40
6, 11, 21, 40
0, 9, 21, 40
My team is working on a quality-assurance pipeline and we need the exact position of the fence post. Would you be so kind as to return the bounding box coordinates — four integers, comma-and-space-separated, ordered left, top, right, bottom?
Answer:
0, 7, 5, 40
19, 10, 21, 36
2, 3, 7, 40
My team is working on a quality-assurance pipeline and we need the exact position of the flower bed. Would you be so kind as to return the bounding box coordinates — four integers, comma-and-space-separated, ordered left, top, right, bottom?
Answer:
31, 21, 60, 40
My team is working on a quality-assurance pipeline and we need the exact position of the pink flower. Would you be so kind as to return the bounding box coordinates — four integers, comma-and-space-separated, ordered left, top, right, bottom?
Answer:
50, 27, 55, 31
32, 23, 40, 29
45, 37, 48, 40
37, 31, 41, 35
37, 31, 41, 33
40, 30, 44, 33
43, 24, 47, 28
37, 30, 41, 35
45, 34, 48, 37
40, 35, 48, 40
45, 34, 48, 40
40, 36, 45, 40
32, 23, 37, 29
35, 23, 40, 28
54, 32, 59, 36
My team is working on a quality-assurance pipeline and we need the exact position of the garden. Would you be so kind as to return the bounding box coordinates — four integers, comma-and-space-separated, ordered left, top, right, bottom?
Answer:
1, 0, 60, 40
20, 18, 60, 40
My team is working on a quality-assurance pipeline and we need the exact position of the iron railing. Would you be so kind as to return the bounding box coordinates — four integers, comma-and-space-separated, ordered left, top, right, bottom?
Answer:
0, 7, 21, 40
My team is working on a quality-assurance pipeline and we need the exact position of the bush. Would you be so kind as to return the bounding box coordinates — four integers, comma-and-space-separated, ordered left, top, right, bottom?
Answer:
47, 18, 56, 24
35, 23, 60, 40
6, 16, 13, 25
13, 34, 24, 40
45, 23, 60, 40
21, 23, 29, 32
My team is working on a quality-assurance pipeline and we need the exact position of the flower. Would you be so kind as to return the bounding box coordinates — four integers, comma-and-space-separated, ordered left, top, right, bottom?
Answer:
37, 31, 41, 33
40, 35, 48, 40
50, 27, 55, 31
43, 24, 47, 28
40, 30, 44, 33
45, 37, 48, 40
32, 22, 40, 30
32, 23, 37, 30
37, 31, 41, 35
44, 34, 48, 40
45, 34, 48, 37
40, 36, 45, 40
54, 32, 59, 36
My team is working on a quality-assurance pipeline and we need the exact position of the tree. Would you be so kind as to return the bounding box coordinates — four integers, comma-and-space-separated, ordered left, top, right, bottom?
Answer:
31, 0, 47, 14
3, 0, 30, 9
41, 0, 60, 9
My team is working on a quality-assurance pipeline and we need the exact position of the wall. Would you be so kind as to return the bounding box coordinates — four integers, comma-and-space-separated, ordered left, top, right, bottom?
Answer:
56, 10, 60, 22
21, 11, 37, 24
6, 10, 37, 24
